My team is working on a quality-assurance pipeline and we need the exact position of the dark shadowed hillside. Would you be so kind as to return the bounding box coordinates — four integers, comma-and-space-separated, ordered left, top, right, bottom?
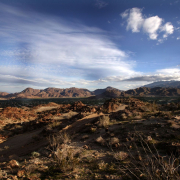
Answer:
93, 86, 122, 95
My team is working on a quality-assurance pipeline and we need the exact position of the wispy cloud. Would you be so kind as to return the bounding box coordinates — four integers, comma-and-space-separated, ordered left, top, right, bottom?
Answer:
0, 3, 139, 91
95, 0, 108, 9
121, 8, 174, 41
0, 3, 179, 93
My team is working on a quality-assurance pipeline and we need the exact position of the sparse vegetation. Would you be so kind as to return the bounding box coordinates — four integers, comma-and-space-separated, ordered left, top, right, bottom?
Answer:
115, 134, 180, 180
98, 115, 110, 127
1, 97, 180, 179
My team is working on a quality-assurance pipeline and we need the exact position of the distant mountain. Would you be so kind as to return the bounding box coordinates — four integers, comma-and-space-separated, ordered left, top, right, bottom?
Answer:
123, 87, 180, 97
0, 86, 122, 99
1, 86, 180, 100
143, 81, 180, 88
93, 86, 122, 95
92, 86, 180, 98
0, 92, 9, 98
93, 87, 122, 98
1, 87, 93, 99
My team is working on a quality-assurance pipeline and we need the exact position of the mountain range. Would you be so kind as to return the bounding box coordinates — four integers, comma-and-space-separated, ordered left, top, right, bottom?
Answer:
0, 86, 121, 99
1, 83, 180, 99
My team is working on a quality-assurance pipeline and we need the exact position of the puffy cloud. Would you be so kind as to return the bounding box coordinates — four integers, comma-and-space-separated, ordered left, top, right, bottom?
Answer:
161, 22, 174, 38
143, 16, 163, 40
122, 8, 144, 32
121, 8, 174, 41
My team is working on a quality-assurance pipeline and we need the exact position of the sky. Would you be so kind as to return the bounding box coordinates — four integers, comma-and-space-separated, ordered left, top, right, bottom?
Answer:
0, 0, 180, 93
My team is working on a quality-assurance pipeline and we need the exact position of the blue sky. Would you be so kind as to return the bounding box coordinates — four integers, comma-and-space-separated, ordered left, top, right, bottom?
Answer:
0, 0, 180, 93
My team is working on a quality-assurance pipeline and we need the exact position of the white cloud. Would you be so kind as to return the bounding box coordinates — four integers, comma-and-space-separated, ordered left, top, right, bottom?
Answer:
177, 37, 180, 40
143, 16, 163, 40
161, 22, 174, 38
95, 0, 108, 9
156, 68, 180, 75
121, 8, 174, 41
0, 3, 140, 92
121, 9, 129, 19
125, 8, 144, 32
0, 4, 178, 93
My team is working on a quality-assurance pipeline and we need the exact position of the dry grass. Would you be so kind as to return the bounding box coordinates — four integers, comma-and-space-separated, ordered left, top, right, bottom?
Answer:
49, 132, 80, 173
55, 144, 79, 172
114, 151, 128, 161
98, 115, 110, 128
116, 134, 180, 180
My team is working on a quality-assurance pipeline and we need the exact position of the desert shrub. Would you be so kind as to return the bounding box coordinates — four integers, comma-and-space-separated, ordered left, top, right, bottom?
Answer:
109, 137, 119, 146
55, 144, 79, 172
49, 132, 80, 172
116, 134, 180, 180
114, 151, 128, 161
98, 115, 110, 128
50, 132, 71, 151
97, 160, 108, 171
96, 136, 106, 145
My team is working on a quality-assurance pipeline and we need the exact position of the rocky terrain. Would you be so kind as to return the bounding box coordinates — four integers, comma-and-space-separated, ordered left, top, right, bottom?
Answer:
0, 97, 180, 179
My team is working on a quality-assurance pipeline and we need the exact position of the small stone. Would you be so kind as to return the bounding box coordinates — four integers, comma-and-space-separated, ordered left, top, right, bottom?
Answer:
9, 160, 19, 168
82, 135, 89, 140
48, 153, 52, 157
147, 136, 152, 141
83, 145, 89, 149
138, 155, 142, 161
17, 170, 26, 177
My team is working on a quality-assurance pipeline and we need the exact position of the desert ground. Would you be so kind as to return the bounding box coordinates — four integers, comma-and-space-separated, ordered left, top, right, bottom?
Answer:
0, 98, 180, 179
